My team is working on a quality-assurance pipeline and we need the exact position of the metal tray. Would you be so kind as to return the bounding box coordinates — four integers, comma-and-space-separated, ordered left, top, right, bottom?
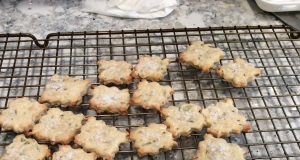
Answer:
0, 25, 299, 160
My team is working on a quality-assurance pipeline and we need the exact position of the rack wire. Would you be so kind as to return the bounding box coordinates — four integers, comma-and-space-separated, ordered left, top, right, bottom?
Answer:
0, 25, 299, 159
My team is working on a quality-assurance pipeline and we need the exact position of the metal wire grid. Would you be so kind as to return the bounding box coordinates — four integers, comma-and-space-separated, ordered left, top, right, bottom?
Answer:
0, 25, 299, 159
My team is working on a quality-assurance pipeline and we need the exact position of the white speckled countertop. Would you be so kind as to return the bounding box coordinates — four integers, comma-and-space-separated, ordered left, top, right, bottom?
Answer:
0, 0, 283, 39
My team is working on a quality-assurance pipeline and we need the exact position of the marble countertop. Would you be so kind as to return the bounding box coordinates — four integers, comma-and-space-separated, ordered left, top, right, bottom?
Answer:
0, 0, 283, 39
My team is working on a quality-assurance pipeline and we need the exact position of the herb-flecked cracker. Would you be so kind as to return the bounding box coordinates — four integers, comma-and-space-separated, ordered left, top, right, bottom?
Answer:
201, 98, 251, 138
52, 145, 97, 160
31, 108, 84, 144
177, 41, 224, 73
97, 60, 133, 85
129, 123, 177, 157
89, 85, 130, 115
161, 103, 205, 138
215, 58, 261, 87
0, 134, 50, 160
130, 79, 174, 111
74, 117, 129, 160
0, 97, 47, 133
192, 134, 247, 160
40, 74, 91, 107
131, 55, 170, 81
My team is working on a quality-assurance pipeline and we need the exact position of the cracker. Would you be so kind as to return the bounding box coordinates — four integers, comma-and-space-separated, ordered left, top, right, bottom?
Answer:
161, 103, 205, 138
215, 58, 261, 87
131, 55, 170, 81
0, 97, 47, 133
74, 117, 129, 160
31, 108, 84, 144
40, 74, 91, 107
201, 98, 251, 138
0, 134, 50, 160
97, 60, 133, 85
177, 41, 224, 73
52, 145, 97, 160
129, 123, 178, 157
130, 79, 174, 111
192, 134, 247, 160
89, 85, 130, 115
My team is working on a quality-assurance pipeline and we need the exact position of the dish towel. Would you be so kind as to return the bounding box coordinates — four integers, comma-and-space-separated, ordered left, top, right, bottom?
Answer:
82, 0, 178, 19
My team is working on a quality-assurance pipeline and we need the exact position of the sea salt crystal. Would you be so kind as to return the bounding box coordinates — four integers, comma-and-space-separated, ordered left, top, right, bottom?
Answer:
100, 89, 120, 104
142, 61, 158, 70
102, 95, 114, 104
231, 63, 241, 72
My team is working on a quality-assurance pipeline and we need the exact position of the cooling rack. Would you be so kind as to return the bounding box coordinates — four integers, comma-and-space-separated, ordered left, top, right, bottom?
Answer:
0, 25, 299, 160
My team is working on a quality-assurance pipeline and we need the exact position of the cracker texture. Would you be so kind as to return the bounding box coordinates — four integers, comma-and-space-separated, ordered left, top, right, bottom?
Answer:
97, 60, 132, 85
192, 134, 246, 160
129, 123, 177, 157
0, 97, 47, 133
130, 79, 174, 111
131, 55, 170, 81
52, 145, 97, 160
0, 134, 50, 160
74, 117, 129, 160
161, 103, 205, 138
215, 58, 261, 87
40, 74, 91, 107
89, 85, 130, 115
31, 108, 84, 144
202, 98, 251, 138
177, 41, 224, 73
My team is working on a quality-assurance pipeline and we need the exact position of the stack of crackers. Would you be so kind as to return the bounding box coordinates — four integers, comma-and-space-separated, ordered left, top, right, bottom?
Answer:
0, 40, 260, 160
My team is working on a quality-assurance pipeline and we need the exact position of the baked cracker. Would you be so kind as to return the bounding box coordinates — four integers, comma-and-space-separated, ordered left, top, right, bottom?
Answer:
215, 58, 261, 87
202, 98, 251, 138
192, 134, 247, 160
0, 97, 47, 133
177, 41, 224, 73
74, 117, 129, 160
130, 79, 174, 111
0, 134, 50, 160
89, 85, 130, 115
129, 123, 178, 157
52, 145, 97, 160
131, 55, 170, 81
161, 103, 205, 138
40, 74, 91, 107
97, 60, 133, 85
31, 108, 84, 145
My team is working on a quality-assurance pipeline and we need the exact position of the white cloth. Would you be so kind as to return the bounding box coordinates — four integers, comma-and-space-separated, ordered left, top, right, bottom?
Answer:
82, 0, 177, 19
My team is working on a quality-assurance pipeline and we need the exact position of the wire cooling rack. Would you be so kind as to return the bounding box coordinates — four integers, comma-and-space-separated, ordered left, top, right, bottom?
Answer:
0, 25, 299, 160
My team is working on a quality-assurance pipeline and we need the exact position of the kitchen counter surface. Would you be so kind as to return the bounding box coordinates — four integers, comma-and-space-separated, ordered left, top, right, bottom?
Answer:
0, 0, 283, 39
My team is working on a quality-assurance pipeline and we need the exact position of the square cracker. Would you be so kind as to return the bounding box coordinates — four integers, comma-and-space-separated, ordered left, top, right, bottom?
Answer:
131, 55, 170, 81
97, 60, 133, 85
0, 97, 47, 133
89, 85, 130, 115
40, 74, 91, 107
52, 145, 97, 160
177, 41, 224, 73
74, 117, 129, 160
201, 98, 251, 138
161, 103, 205, 138
129, 123, 177, 157
31, 108, 84, 145
192, 134, 247, 160
0, 134, 50, 160
215, 58, 261, 87
130, 79, 174, 111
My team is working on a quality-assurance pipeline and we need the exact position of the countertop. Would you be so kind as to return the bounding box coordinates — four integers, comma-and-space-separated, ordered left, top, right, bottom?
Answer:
0, 0, 283, 39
